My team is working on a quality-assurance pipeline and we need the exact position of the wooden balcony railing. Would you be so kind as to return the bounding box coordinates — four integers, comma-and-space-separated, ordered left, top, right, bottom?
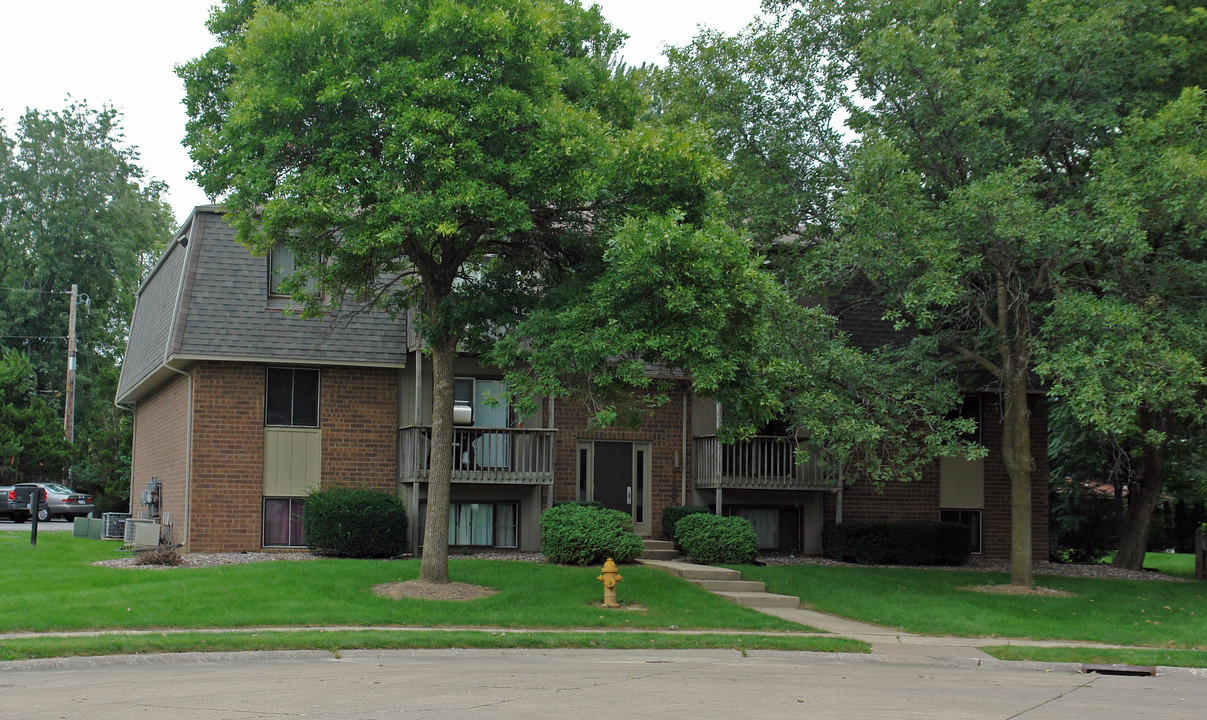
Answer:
693, 435, 839, 491
399, 426, 555, 485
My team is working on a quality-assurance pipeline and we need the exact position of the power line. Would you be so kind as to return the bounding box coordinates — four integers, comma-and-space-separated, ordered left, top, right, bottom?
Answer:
0, 286, 70, 295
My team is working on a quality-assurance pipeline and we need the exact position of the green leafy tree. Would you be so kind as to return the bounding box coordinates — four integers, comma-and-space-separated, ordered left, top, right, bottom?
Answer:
0, 102, 174, 499
0, 348, 71, 475
179, 0, 721, 583
662, 0, 1207, 586
494, 212, 978, 487
1038, 87, 1207, 569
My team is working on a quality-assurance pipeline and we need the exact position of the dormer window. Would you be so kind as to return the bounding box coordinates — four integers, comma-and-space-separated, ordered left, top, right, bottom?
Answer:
268, 244, 319, 297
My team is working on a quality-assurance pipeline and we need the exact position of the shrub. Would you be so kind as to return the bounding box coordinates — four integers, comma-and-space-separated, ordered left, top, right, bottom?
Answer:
822, 521, 970, 566
661, 505, 711, 542
304, 487, 408, 558
540, 503, 644, 565
134, 545, 182, 566
675, 513, 759, 565
553, 500, 604, 510
1049, 479, 1117, 563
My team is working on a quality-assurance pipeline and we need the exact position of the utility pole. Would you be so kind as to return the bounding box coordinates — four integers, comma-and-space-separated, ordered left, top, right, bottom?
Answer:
64, 283, 78, 447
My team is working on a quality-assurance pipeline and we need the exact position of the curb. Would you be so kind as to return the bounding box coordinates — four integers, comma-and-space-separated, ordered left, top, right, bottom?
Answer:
4, 645, 1205, 678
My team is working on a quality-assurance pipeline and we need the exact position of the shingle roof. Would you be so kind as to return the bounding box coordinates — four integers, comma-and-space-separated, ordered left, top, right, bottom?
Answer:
117, 207, 408, 403
115, 232, 188, 401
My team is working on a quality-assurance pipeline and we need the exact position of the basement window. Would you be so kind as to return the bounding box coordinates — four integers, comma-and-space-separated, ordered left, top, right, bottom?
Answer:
940, 508, 983, 555
263, 498, 306, 547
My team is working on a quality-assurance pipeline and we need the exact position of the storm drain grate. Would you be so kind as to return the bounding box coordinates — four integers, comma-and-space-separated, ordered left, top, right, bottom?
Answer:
1082, 663, 1156, 677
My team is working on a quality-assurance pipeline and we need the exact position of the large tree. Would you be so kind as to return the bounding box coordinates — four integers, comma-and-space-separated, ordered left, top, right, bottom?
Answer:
0, 102, 174, 491
0, 348, 71, 475
1038, 88, 1207, 569
662, 0, 1207, 586
180, 0, 722, 583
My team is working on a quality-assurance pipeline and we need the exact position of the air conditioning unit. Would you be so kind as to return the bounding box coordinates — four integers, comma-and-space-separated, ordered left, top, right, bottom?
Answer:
102, 512, 131, 540
132, 522, 162, 548
124, 517, 154, 543
453, 403, 474, 425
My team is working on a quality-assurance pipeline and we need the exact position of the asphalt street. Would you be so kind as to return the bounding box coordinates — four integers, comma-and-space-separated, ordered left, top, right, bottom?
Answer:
3, 648, 1204, 719
0, 519, 75, 533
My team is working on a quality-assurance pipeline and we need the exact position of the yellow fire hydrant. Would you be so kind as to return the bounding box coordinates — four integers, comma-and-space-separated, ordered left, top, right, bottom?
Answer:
597, 558, 623, 608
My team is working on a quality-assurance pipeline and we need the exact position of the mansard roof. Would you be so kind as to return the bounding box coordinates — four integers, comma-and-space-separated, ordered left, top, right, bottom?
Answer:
116, 206, 408, 404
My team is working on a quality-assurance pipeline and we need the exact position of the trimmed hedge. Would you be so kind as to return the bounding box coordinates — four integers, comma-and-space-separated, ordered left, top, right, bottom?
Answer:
661, 505, 711, 541
304, 487, 408, 558
822, 521, 970, 566
540, 503, 644, 565
675, 513, 759, 565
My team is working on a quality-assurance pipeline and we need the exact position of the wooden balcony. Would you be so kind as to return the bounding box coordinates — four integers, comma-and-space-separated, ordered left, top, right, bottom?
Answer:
399, 426, 555, 485
693, 435, 839, 491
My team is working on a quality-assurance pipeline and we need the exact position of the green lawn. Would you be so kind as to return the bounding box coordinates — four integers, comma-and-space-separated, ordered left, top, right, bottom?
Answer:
982, 645, 1207, 669
0, 533, 801, 633
736, 563, 1207, 648
0, 630, 867, 662
1141, 552, 1197, 579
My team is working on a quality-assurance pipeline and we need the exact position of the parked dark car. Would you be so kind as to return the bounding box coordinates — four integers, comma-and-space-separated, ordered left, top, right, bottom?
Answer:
12, 483, 93, 522
0, 485, 45, 523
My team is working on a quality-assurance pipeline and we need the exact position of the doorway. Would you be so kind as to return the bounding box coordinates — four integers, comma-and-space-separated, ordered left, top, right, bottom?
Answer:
576, 441, 652, 536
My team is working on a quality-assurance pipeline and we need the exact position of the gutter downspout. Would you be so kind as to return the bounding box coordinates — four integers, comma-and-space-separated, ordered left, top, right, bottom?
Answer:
548, 397, 556, 510
680, 394, 687, 506
163, 364, 193, 549
412, 348, 423, 553
160, 225, 196, 549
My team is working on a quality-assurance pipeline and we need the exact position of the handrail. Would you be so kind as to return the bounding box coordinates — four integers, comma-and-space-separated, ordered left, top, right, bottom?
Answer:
399, 426, 556, 485
692, 435, 838, 491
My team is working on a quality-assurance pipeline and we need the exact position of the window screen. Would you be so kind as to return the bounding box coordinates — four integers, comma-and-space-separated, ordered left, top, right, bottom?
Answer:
266, 368, 320, 427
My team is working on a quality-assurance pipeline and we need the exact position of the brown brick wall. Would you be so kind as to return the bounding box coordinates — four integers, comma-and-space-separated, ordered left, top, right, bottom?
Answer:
189, 363, 265, 552
130, 373, 189, 543
551, 389, 690, 538
319, 366, 398, 493
822, 393, 1049, 560
186, 362, 399, 553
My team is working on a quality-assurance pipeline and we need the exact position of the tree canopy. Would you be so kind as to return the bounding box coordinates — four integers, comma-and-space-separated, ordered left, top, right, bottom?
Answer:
180, 0, 731, 582
661, 0, 1207, 584
0, 348, 71, 475
0, 101, 173, 496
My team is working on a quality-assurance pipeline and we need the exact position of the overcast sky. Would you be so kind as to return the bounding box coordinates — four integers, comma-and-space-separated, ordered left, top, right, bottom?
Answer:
0, 0, 764, 227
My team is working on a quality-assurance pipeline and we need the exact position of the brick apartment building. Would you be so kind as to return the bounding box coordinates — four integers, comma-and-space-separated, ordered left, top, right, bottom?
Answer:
116, 206, 1048, 557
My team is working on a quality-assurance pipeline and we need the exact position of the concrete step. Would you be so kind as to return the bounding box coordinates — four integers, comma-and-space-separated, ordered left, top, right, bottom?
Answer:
688, 579, 766, 593
639, 549, 681, 560
639, 539, 679, 560
638, 559, 740, 581
713, 591, 801, 609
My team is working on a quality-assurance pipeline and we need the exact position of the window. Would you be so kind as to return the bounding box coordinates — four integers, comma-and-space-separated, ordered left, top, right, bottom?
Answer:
266, 368, 319, 427
268, 245, 319, 297
264, 498, 306, 547
956, 396, 981, 444
418, 501, 519, 548
940, 509, 983, 555
452, 377, 511, 470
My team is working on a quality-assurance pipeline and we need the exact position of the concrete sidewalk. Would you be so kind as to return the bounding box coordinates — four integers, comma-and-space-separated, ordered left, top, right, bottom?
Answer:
638, 558, 1182, 664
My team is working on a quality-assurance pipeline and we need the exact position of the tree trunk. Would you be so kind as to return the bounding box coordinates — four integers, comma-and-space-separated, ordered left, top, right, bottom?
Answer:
1113, 410, 1168, 571
1001, 366, 1034, 588
418, 334, 458, 584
